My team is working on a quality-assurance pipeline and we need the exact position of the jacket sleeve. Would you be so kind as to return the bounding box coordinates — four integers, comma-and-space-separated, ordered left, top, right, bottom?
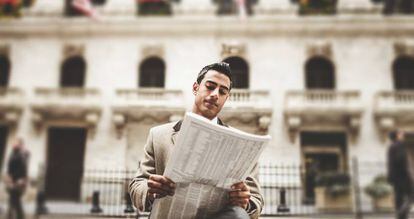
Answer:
128, 129, 156, 212
245, 162, 264, 219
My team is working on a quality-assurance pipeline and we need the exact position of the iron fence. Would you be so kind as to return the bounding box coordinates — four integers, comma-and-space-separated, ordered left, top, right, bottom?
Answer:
34, 159, 395, 218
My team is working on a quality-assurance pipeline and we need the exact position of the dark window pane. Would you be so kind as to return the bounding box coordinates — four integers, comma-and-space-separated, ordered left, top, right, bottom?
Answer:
91, 0, 106, 6
393, 56, 414, 90
60, 56, 86, 88
298, 0, 337, 15
305, 57, 335, 89
0, 55, 10, 87
215, 0, 256, 15
223, 56, 249, 89
139, 57, 165, 88
137, 1, 171, 16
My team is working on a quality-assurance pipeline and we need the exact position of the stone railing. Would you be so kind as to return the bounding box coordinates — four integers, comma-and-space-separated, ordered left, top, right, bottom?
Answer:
0, 87, 24, 109
375, 91, 414, 111
115, 88, 184, 108
225, 89, 271, 109
0, 87, 24, 123
33, 87, 101, 108
285, 90, 361, 113
374, 91, 414, 140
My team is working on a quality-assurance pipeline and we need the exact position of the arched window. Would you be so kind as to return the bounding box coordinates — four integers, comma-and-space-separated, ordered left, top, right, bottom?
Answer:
0, 55, 10, 87
139, 57, 165, 88
305, 56, 335, 89
222, 56, 249, 89
393, 56, 414, 90
60, 56, 86, 88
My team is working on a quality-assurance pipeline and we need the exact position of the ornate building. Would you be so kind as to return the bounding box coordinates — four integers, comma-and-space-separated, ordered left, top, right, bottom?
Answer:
1, 0, 414, 208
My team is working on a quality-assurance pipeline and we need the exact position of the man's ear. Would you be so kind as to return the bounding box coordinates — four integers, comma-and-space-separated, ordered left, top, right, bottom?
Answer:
192, 82, 199, 95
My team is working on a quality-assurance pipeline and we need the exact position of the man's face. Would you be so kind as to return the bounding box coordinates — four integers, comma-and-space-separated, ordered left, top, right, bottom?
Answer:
192, 70, 231, 120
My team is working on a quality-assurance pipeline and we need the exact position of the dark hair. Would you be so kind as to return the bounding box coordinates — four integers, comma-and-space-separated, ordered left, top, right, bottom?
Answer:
196, 62, 233, 89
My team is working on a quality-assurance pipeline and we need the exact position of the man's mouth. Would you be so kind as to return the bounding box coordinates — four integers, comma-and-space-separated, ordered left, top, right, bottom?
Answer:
204, 100, 217, 108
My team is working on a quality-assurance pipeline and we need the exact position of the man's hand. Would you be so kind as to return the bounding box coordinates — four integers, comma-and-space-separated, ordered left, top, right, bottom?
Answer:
228, 181, 251, 209
147, 174, 176, 201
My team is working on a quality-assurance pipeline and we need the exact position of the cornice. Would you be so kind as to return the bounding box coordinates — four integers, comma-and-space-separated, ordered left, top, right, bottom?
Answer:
1, 15, 414, 38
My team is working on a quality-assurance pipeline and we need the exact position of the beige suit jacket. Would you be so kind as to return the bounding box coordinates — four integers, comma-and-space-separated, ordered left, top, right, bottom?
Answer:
129, 120, 264, 219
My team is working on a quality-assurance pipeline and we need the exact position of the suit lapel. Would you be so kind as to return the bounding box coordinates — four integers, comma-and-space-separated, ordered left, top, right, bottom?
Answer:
171, 120, 182, 145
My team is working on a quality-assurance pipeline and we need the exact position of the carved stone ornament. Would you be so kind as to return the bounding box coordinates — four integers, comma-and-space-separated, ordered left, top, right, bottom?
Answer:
63, 44, 85, 58
394, 41, 414, 57
0, 44, 10, 56
306, 42, 332, 58
221, 42, 246, 58
142, 44, 164, 58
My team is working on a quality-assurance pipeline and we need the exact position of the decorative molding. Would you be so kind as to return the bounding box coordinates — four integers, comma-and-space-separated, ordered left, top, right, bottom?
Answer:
63, 44, 85, 59
221, 42, 246, 58
394, 41, 414, 57
0, 44, 10, 56
141, 44, 164, 59
306, 42, 332, 58
2, 17, 414, 38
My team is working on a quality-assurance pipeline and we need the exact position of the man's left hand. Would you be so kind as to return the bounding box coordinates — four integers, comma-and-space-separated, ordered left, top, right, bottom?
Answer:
228, 181, 251, 209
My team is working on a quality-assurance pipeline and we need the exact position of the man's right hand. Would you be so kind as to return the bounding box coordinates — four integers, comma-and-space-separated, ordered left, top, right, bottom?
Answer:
147, 174, 176, 201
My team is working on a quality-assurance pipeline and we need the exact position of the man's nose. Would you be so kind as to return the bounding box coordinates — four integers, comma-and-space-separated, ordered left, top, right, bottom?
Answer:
210, 88, 219, 99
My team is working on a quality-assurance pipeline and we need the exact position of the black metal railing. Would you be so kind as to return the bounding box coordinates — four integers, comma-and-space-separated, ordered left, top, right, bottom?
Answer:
32, 160, 397, 218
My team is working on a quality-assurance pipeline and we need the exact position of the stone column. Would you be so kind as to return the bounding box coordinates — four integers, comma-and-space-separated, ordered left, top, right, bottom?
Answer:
337, 0, 380, 13
27, 0, 64, 16
173, 0, 216, 16
104, 0, 136, 16
255, 0, 296, 15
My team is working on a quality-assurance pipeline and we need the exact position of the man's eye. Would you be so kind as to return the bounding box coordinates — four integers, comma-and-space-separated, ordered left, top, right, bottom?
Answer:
219, 89, 228, 95
206, 85, 215, 90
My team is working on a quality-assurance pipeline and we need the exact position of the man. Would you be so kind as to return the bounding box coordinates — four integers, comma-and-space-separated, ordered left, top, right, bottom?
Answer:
5, 138, 30, 219
387, 130, 413, 219
129, 62, 263, 219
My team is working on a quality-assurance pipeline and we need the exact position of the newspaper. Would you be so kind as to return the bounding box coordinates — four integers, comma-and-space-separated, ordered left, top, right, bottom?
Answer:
150, 112, 270, 219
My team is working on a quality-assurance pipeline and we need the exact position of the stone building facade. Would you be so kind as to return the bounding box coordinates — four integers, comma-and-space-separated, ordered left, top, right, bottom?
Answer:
0, 0, 414, 205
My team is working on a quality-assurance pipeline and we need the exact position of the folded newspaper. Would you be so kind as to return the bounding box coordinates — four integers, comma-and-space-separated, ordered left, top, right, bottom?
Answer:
150, 112, 271, 219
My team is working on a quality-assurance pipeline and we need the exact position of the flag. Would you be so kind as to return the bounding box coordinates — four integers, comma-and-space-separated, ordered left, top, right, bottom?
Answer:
71, 0, 98, 19
235, 0, 247, 20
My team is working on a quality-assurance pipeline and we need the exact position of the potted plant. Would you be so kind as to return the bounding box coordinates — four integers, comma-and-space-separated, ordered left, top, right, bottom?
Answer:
0, 0, 22, 18
314, 172, 352, 212
364, 175, 393, 212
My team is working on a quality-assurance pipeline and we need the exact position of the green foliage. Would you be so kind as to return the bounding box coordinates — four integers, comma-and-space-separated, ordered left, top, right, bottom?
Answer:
299, 0, 337, 15
315, 172, 351, 197
364, 175, 392, 199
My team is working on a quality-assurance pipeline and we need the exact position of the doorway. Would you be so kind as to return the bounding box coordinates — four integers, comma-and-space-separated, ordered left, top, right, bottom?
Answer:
45, 127, 87, 201
300, 131, 347, 204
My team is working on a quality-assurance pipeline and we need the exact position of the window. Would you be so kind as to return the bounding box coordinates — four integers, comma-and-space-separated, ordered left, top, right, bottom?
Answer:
65, 0, 106, 17
393, 56, 414, 90
0, 55, 10, 87
382, 0, 414, 14
139, 57, 165, 88
22, 0, 35, 8
296, 0, 337, 15
214, 0, 257, 16
305, 56, 335, 89
223, 56, 249, 89
60, 56, 86, 88
137, 0, 172, 16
